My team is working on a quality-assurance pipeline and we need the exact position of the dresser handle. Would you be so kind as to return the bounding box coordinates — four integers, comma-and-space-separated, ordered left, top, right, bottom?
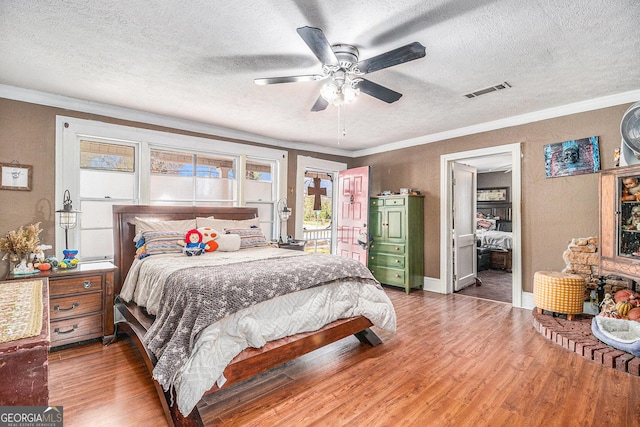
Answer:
54, 325, 78, 335
54, 302, 79, 312
83, 280, 92, 288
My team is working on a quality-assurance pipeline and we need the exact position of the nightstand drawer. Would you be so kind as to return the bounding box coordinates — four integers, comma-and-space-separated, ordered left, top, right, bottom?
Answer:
50, 313, 103, 347
369, 253, 405, 268
50, 292, 102, 320
49, 275, 103, 296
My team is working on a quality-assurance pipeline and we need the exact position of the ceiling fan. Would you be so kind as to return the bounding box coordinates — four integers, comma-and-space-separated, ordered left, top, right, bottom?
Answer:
254, 26, 426, 112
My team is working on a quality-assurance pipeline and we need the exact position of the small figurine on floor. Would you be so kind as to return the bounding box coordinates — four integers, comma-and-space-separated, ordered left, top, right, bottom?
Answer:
179, 229, 209, 256
599, 293, 619, 318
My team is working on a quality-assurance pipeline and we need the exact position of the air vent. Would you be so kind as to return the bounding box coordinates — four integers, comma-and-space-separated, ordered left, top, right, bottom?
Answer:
464, 82, 511, 99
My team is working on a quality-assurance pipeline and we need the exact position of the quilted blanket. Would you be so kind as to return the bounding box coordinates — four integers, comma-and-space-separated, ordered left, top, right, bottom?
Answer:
143, 253, 380, 391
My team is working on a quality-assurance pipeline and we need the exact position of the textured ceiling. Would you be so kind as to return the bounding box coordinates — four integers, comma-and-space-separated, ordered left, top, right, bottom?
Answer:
1, 0, 639, 155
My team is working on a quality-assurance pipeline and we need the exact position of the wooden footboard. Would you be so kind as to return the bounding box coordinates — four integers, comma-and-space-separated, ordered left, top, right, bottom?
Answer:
115, 297, 381, 427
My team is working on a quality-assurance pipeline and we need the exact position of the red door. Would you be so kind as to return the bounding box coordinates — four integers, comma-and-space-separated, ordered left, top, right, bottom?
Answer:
337, 166, 370, 264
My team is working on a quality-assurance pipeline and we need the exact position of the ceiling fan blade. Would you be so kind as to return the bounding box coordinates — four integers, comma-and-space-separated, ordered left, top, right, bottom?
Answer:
357, 79, 403, 103
311, 95, 329, 112
296, 26, 339, 66
356, 42, 426, 74
254, 74, 324, 85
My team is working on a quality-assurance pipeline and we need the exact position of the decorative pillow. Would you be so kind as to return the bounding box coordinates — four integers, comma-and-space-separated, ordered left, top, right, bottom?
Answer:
197, 227, 219, 252
196, 216, 260, 231
141, 230, 184, 256
216, 233, 241, 252
225, 227, 268, 249
135, 217, 196, 233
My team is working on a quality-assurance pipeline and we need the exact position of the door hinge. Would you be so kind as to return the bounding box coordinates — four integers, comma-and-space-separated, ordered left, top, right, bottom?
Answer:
453, 274, 457, 282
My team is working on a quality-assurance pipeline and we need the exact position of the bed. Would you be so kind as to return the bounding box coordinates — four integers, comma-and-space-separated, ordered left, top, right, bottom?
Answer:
476, 219, 512, 252
112, 205, 396, 427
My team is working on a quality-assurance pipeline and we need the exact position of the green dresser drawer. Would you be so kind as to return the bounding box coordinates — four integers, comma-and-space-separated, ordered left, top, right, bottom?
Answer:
369, 266, 406, 287
369, 242, 405, 254
384, 197, 405, 206
369, 253, 405, 268
370, 197, 405, 207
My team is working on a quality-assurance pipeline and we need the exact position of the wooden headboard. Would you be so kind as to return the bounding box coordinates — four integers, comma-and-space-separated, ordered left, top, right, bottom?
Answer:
112, 205, 259, 295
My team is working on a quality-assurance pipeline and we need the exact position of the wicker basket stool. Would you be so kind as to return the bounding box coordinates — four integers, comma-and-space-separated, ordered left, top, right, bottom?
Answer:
533, 271, 585, 320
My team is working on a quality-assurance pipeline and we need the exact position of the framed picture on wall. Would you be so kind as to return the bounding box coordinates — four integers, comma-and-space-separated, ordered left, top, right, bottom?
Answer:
0, 162, 32, 191
477, 187, 508, 202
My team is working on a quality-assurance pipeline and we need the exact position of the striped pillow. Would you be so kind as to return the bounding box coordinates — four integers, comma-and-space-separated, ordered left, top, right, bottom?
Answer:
142, 230, 185, 256
224, 228, 268, 249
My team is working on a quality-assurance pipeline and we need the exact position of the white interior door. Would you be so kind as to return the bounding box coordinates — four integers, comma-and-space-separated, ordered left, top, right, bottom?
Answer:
453, 162, 477, 291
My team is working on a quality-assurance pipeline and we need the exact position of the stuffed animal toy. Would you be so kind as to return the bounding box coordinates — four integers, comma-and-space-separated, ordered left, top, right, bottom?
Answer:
197, 227, 219, 252
179, 229, 208, 256
59, 249, 79, 269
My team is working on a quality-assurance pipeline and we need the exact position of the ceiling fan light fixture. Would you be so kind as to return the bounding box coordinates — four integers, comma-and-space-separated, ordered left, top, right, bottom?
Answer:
320, 76, 360, 106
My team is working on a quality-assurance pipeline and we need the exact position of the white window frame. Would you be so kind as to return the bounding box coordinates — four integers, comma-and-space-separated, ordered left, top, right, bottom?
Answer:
56, 116, 287, 261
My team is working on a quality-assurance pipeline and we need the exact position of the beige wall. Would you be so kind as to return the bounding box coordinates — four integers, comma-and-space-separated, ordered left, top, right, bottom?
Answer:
0, 98, 631, 292
354, 104, 630, 292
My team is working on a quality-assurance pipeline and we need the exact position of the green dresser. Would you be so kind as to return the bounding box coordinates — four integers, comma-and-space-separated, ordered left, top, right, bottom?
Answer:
368, 195, 424, 293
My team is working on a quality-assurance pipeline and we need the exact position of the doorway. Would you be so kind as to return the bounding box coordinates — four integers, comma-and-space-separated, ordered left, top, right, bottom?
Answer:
295, 156, 348, 255
440, 143, 523, 308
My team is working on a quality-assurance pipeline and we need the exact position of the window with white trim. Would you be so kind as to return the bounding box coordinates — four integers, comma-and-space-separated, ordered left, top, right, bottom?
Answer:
56, 117, 288, 262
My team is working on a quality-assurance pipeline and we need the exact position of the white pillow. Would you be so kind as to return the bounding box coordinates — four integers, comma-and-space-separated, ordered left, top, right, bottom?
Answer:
135, 217, 196, 233
196, 216, 260, 230
216, 234, 241, 252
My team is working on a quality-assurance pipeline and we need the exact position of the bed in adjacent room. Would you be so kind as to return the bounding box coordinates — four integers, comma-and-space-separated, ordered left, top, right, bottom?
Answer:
112, 205, 396, 426
476, 218, 513, 270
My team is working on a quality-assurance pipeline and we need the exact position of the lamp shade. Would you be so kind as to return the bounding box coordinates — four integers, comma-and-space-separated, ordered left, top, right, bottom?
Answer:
56, 190, 81, 230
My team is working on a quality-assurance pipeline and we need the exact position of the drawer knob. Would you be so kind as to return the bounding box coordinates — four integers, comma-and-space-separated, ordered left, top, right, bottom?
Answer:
370, 256, 375, 260
395, 274, 400, 278
84, 280, 92, 288
54, 324, 78, 335
54, 302, 79, 312
395, 259, 400, 263
395, 247, 400, 251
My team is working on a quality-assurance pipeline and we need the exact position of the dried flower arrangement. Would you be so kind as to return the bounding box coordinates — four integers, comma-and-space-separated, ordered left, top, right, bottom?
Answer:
0, 222, 42, 260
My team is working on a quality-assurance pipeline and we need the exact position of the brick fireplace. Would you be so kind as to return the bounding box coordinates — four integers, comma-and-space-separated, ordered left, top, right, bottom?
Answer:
562, 237, 634, 302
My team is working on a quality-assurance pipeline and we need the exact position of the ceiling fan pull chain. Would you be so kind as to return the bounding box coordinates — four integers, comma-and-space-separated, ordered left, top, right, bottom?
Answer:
338, 105, 347, 144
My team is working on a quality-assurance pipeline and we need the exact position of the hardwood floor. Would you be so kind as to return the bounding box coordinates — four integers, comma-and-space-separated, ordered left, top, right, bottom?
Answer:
49, 288, 640, 426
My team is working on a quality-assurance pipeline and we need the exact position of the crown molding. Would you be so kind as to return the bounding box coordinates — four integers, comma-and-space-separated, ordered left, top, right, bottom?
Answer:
353, 89, 640, 157
2, 84, 639, 159
0, 84, 354, 158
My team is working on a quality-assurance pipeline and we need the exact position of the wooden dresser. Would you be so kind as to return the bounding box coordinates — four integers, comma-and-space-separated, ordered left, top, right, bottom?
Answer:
369, 195, 425, 293
0, 278, 50, 405
7, 262, 117, 348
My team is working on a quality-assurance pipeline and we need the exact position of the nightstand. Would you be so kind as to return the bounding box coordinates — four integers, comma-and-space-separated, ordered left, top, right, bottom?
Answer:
6, 262, 117, 348
276, 240, 306, 251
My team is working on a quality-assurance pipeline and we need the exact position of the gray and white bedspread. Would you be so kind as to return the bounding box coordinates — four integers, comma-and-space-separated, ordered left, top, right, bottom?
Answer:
480, 230, 513, 251
144, 253, 379, 394
120, 247, 396, 416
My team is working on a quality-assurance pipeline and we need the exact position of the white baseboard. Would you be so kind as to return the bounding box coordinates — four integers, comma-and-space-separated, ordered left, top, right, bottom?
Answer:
423, 276, 444, 293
